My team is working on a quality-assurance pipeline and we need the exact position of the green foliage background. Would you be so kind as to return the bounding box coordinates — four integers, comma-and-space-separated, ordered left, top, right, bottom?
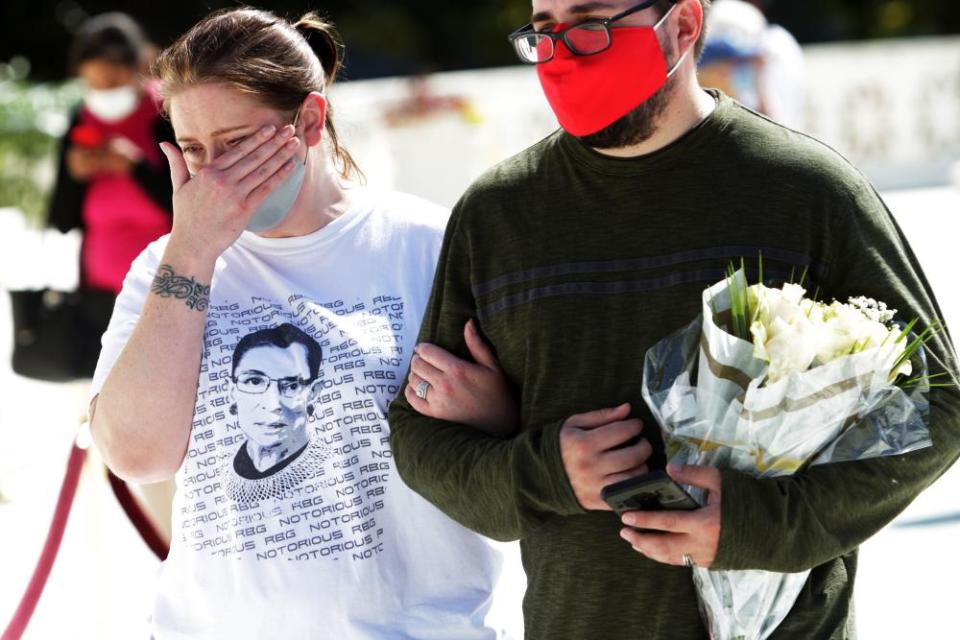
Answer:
0, 76, 80, 225
0, 0, 956, 223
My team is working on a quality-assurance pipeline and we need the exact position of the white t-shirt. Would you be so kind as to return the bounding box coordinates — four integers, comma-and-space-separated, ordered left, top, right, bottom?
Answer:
91, 188, 503, 640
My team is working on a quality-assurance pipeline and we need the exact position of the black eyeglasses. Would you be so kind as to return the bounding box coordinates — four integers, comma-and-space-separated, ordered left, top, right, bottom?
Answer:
234, 373, 313, 398
508, 0, 676, 64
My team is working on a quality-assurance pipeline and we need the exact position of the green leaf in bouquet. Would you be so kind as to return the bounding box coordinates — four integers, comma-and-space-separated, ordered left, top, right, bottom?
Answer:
893, 318, 920, 345
805, 287, 822, 319
896, 321, 939, 361
751, 254, 765, 326
890, 320, 953, 386
900, 372, 952, 389
725, 260, 752, 340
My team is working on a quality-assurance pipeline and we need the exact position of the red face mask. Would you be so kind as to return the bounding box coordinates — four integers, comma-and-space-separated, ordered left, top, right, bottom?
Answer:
537, 10, 679, 137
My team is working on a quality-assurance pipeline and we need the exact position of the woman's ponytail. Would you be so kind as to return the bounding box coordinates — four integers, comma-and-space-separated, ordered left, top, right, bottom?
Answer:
292, 12, 361, 181
293, 12, 344, 90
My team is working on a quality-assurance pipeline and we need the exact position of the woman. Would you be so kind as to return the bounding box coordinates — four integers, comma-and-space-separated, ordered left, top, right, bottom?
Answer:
49, 12, 174, 375
90, 8, 514, 639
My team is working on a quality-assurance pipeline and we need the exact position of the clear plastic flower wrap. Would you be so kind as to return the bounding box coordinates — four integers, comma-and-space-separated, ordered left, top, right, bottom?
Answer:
641, 274, 933, 640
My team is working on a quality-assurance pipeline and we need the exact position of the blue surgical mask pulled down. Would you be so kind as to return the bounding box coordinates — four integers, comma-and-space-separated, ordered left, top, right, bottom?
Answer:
246, 149, 307, 233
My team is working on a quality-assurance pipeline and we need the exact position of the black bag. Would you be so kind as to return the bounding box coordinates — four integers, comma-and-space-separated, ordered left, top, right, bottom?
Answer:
9, 288, 114, 381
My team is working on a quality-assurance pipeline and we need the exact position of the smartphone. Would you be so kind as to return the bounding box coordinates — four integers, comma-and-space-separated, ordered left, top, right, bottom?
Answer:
601, 471, 700, 516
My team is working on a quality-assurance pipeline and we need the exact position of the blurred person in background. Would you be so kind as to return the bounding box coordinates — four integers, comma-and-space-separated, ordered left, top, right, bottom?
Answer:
747, 0, 804, 129
46, 11, 177, 548
48, 12, 174, 374
698, 0, 804, 128
88, 7, 515, 638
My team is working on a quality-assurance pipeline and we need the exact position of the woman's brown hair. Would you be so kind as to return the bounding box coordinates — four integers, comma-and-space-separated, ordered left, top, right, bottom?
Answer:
152, 7, 361, 180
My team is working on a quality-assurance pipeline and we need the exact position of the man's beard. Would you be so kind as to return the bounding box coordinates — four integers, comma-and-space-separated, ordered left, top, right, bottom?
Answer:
578, 39, 678, 149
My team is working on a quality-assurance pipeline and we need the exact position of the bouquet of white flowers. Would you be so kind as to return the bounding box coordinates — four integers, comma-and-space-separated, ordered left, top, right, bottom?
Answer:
641, 268, 940, 640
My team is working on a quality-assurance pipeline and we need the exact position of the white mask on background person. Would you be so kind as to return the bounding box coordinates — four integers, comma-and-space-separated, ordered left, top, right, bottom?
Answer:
84, 85, 139, 122
246, 110, 308, 233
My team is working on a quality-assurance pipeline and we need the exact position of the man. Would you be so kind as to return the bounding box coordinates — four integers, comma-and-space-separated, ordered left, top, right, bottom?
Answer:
388, 0, 960, 639
224, 323, 332, 503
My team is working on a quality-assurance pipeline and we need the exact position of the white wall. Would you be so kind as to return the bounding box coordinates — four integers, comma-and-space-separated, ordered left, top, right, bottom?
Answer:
803, 37, 960, 190
330, 36, 960, 206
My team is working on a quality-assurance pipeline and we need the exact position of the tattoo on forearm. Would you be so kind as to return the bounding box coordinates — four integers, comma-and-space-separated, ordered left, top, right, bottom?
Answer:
150, 264, 211, 311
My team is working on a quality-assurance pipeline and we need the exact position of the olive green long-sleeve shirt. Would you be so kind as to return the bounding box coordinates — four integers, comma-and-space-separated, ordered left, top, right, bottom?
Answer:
388, 92, 960, 640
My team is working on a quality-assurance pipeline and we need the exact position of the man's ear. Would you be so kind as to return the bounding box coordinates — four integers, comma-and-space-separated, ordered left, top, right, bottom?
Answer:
677, 0, 704, 58
298, 91, 327, 148
674, 0, 705, 61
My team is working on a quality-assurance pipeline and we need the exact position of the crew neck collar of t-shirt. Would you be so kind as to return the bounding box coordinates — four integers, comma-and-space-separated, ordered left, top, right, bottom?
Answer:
234, 185, 374, 256
558, 89, 731, 177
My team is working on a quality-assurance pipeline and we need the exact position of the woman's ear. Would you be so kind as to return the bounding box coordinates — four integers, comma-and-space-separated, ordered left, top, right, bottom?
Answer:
308, 379, 323, 405
228, 385, 237, 415
299, 91, 327, 147
306, 379, 323, 417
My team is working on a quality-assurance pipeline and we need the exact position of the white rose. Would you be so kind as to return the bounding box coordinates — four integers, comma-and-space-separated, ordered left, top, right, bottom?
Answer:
760, 316, 821, 384
892, 354, 913, 379
752, 284, 808, 329
780, 283, 807, 306
750, 284, 824, 382
816, 302, 863, 363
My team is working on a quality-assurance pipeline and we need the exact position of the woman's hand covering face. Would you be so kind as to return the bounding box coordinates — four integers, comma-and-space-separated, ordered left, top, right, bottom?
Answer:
159, 124, 300, 261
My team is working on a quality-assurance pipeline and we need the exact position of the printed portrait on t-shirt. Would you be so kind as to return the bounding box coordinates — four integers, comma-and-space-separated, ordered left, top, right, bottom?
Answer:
186, 293, 410, 561
223, 323, 333, 503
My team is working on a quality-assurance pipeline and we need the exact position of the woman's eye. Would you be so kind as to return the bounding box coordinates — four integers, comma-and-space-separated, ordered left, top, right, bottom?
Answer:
182, 145, 202, 156
227, 137, 247, 147
240, 376, 266, 389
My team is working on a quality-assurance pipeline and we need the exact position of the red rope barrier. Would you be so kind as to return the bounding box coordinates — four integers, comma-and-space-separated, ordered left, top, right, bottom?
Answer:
105, 471, 169, 560
2, 443, 87, 640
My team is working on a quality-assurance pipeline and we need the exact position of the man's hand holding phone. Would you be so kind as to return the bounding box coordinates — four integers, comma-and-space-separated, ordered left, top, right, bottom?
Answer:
559, 403, 653, 511
615, 463, 723, 569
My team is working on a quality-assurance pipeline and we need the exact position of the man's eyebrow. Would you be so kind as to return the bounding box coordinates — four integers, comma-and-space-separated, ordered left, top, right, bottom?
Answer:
531, 2, 619, 23
176, 124, 251, 143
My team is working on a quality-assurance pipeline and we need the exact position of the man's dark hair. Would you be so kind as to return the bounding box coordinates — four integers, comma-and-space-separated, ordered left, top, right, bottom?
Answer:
68, 12, 149, 74
232, 323, 323, 380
